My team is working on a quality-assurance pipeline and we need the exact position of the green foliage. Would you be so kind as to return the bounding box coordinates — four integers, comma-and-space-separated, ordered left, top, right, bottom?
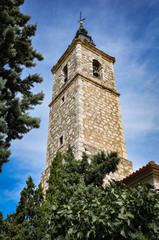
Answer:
59, 146, 120, 191
1, 147, 159, 239
84, 151, 120, 186
0, 0, 44, 172
0, 176, 44, 240
38, 147, 159, 240
46, 151, 63, 202
0, 211, 3, 230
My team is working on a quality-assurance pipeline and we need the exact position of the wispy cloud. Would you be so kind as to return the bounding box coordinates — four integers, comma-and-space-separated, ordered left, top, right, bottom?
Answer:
121, 92, 159, 137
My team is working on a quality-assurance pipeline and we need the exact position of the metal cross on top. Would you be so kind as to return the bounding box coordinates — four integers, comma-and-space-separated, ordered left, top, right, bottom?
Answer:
78, 12, 86, 25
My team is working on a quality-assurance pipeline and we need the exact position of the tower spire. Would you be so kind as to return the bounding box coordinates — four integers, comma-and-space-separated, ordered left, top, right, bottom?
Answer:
75, 12, 96, 47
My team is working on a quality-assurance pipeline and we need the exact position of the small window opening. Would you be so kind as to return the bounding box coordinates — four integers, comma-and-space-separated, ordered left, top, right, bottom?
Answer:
92, 59, 100, 77
63, 65, 68, 83
59, 135, 63, 146
62, 96, 65, 103
61, 95, 65, 106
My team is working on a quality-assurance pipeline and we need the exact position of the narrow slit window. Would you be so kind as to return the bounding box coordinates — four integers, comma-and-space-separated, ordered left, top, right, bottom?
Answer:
59, 135, 63, 146
63, 65, 68, 83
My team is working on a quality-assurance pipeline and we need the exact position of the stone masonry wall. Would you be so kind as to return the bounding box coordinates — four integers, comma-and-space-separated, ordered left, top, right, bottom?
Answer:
46, 80, 79, 169
51, 48, 77, 101
41, 77, 84, 191
41, 39, 133, 191
80, 45, 117, 92
78, 76, 133, 184
75, 42, 133, 181
82, 79, 128, 159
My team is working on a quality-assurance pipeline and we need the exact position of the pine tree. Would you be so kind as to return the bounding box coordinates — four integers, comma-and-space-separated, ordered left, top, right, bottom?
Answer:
46, 151, 63, 202
2, 176, 44, 239
0, 0, 44, 172
37, 151, 63, 239
0, 211, 8, 239
0, 211, 3, 232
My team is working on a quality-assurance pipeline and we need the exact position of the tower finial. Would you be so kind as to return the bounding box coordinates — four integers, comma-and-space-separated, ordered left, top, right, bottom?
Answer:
78, 11, 85, 26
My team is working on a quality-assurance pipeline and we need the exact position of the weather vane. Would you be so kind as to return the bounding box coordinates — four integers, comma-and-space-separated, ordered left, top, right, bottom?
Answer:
78, 12, 85, 25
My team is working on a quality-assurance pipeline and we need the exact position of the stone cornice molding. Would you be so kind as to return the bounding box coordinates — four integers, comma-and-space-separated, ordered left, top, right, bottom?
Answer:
49, 72, 120, 107
51, 38, 115, 74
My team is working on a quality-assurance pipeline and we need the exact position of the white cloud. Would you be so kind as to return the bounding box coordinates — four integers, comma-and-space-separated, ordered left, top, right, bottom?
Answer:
121, 92, 159, 138
2, 186, 22, 203
1, 169, 42, 204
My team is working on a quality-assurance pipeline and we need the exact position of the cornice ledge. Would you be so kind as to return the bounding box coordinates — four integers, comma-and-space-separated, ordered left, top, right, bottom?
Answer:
80, 40, 115, 64
51, 38, 115, 74
49, 72, 120, 107
78, 72, 120, 96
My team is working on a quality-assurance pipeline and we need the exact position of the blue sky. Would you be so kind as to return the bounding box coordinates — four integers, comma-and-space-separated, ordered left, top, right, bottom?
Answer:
1, 0, 159, 218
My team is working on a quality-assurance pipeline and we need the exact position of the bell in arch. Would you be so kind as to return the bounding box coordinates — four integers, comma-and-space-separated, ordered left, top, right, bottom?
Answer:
93, 65, 99, 77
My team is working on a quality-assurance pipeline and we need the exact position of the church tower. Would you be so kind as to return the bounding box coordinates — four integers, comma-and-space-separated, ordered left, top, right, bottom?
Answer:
41, 20, 133, 190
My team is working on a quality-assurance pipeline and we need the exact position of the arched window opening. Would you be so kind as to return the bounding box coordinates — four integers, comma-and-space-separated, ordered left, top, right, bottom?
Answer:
63, 65, 68, 83
92, 59, 101, 77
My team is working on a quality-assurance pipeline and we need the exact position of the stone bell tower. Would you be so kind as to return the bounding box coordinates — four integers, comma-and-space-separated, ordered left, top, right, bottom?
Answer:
41, 20, 133, 190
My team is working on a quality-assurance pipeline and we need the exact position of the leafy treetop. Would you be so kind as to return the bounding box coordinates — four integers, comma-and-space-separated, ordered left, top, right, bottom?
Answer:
1, 147, 159, 239
39, 147, 159, 240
